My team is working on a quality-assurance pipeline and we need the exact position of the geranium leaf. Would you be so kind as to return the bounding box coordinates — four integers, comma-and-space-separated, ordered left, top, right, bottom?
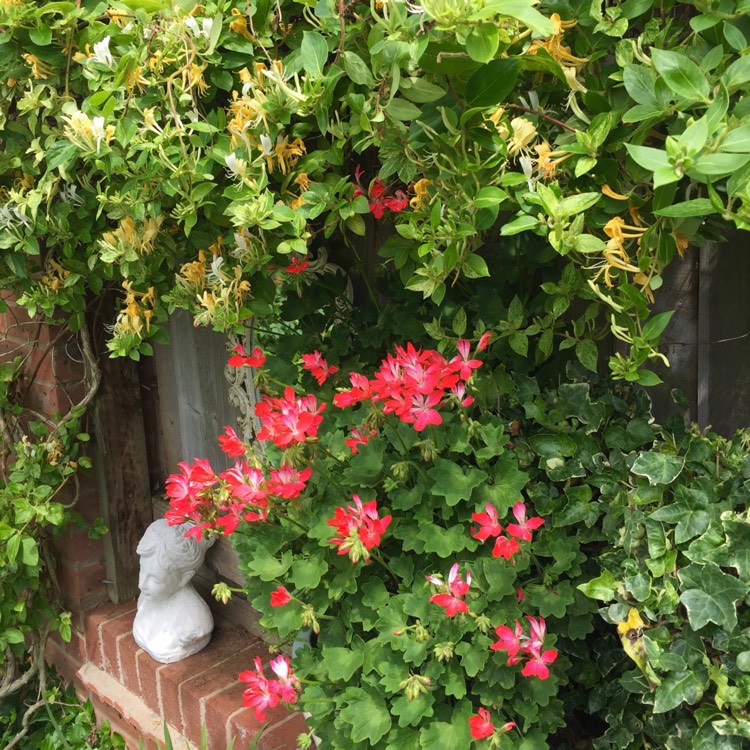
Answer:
322, 646, 364, 681
428, 459, 488, 506
339, 688, 392, 744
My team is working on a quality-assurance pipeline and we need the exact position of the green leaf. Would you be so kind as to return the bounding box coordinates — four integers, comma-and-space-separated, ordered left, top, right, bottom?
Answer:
461, 254, 490, 279
244, 549, 292, 581
455, 641, 490, 677
322, 647, 364, 681
342, 51, 375, 86
631, 452, 685, 485
339, 689, 392, 745
419, 719, 472, 749
465, 59, 519, 107
290, 555, 327, 589
528, 433, 577, 458
418, 523, 473, 558
428, 460, 487, 506
626, 144, 671, 171
465, 23, 500, 63
500, 214, 539, 235
474, 186, 508, 207
623, 64, 658, 106
654, 199, 716, 218
46, 141, 78, 171
391, 693, 435, 728
387, 99, 422, 121
576, 339, 598, 372
30, 25, 53, 46
720, 126, 750, 153
694, 153, 750, 176
641, 311, 673, 340
555, 192, 600, 218
577, 570, 617, 601
482, 0, 555, 36
678, 562, 748, 631
653, 670, 705, 713
651, 48, 710, 101
722, 56, 750, 93
300, 31, 328, 76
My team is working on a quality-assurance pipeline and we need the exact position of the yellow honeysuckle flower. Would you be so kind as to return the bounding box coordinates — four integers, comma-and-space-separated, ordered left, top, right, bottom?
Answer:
229, 8, 254, 40
291, 196, 305, 210
410, 178, 432, 209
487, 107, 510, 139
603, 216, 647, 242
294, 173, 312, 191
528, 13, 588, 68
124, 66, 149, 92
533, 141, 571, 179
106, 8, 130, 26
22, 53, 52, 79
601, 184, 629, 201
675, 232, 689, 258
183, 63, 209, 95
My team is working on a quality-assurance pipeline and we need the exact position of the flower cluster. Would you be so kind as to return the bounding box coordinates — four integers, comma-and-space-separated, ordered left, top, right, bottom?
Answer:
164, 426, 312, 536
301, 350, 339, 385
427, 563, 472, 618
327, 494, 392, 563
344, 423, 378, 454
471, 501, 544, 561
468, 707, 516, 742
255, 386, 326, 448
353, 167, 408, 219
333, 338, 489, 431
239, 655, 299, 721
228, 343, 266, 368
491, 616, 559, 680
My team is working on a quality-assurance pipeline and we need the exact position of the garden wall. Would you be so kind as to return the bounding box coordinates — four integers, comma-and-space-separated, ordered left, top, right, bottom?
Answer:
0, 299, 304, 749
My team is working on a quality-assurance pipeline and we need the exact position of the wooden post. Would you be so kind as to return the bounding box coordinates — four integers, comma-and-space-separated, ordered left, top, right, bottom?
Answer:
92, 352, 153, 603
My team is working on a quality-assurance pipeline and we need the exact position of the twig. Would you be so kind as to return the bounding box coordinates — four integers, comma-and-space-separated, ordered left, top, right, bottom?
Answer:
508, 103, 576, 132
333, 0, 345, 66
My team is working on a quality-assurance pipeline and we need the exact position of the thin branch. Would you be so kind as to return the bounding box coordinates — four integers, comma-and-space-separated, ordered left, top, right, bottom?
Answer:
508, 103, 576, 132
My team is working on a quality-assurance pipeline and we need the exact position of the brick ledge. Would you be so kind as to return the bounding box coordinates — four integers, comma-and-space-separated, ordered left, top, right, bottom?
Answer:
47, 601, 308, 749
77, 662, 196, 750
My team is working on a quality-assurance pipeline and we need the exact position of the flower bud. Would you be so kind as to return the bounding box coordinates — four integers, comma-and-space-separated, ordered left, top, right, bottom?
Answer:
398, 673, 431, 702
212, 582, 232, 604
475, 614, 492, 634
433, 642, 454, 662
296, 732, 313, 749
414, 620, 431, 642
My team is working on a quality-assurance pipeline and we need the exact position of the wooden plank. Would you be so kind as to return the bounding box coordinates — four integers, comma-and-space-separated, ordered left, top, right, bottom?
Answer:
92, 351, 154, 603
701, 231, 750, 435
152, 310, 240, 475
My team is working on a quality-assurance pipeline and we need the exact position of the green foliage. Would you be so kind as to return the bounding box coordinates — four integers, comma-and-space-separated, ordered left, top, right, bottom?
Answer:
0, 673, 125, 750
0, 340, 101, 738
1, 0, 748, 381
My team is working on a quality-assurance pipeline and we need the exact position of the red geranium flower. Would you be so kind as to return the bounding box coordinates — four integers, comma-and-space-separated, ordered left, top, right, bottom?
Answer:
228, 344, 266, 368
270, 586, 291, 607
468, 707, 494, 740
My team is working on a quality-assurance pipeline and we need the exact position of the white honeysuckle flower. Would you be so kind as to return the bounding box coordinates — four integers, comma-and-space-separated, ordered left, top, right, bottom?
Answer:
259, 133, 274, 156
202, 18, 214, 39
0, 205, 31, 230
91, 36, 114, 67
519, 155, 535, 192
59, 184, 84, 206
224, 153, 248, 178
184, 16, 201, 35
90, 117, 108, 152
142, 108, 163, 135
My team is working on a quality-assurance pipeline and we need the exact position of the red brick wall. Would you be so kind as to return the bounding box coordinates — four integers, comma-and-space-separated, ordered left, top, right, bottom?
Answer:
2, 299, 305, 749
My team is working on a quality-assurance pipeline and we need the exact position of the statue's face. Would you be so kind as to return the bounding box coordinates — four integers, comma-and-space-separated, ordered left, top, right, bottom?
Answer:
138, 554, 186, 600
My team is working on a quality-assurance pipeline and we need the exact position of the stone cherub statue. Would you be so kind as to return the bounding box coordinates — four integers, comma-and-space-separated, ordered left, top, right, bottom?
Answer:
133, 519, 215, 664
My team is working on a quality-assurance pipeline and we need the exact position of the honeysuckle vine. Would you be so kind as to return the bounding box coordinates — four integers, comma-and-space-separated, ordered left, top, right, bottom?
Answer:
3, 0, 750, 384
